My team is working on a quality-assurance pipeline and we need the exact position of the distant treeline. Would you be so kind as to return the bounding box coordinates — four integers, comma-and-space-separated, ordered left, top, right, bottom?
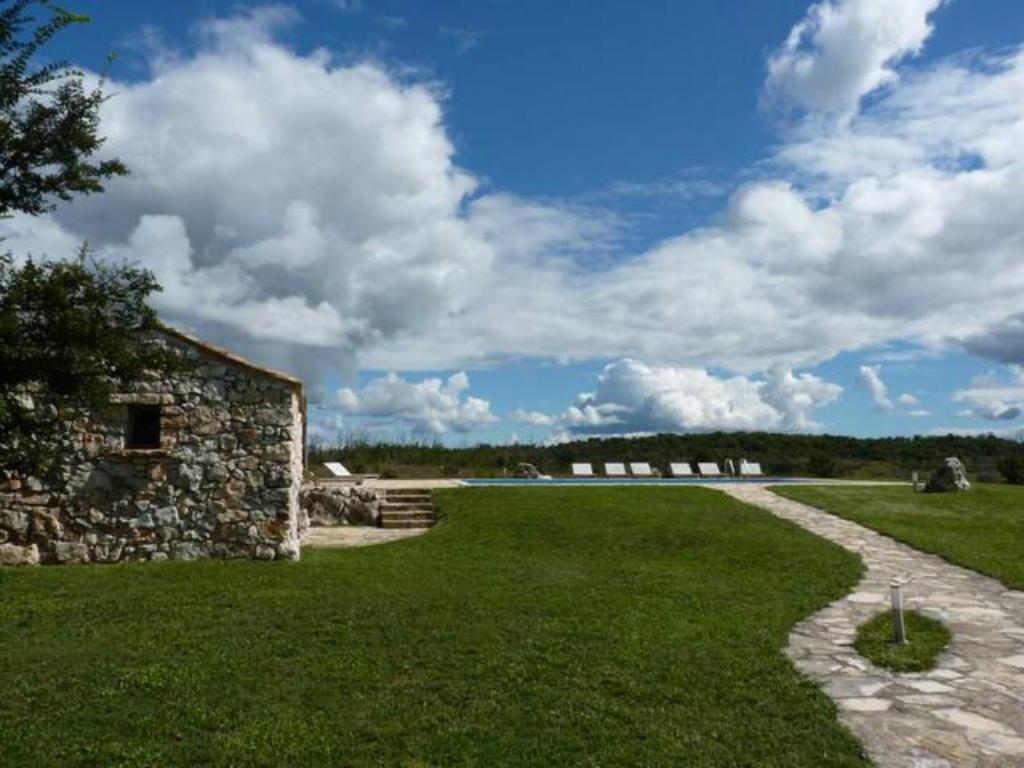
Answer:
309, 431, 1024, 482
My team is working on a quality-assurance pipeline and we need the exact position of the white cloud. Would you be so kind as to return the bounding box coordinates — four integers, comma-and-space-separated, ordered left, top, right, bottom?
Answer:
438, 26, 480, 54
858, 364, 894, 409
336, 371, 497, 435
5, 7, 1024, 407
858, 364, 925, 413
765, 0, 944, 115
509, 409, 557, 427
331, 0, 363, 13
525, 359, 842, 436
952, 371, 1024, 421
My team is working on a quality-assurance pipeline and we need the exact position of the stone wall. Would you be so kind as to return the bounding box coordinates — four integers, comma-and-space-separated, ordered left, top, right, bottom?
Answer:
0, 330, 305, 565
301, 485, 382, 526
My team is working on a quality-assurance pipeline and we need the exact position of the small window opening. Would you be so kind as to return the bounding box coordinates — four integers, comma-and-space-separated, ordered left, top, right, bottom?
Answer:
127, 404, 162, 449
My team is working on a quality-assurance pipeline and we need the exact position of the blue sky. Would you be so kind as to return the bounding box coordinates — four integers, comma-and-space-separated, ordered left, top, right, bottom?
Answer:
14, 0, 1024, 444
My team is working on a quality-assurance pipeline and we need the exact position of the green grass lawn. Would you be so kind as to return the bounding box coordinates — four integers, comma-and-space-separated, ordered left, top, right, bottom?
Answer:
772, 483, 1024, 589
0, 487, 869, 767
854, 610, 951, 673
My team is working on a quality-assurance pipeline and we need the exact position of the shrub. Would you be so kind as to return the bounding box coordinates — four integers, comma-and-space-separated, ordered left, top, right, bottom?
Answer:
806, 453, 837, 478
997, 452, 1024, 485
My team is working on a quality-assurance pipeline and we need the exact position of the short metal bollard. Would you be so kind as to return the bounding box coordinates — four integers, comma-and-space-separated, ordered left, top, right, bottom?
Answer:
890, 581, 907, 644
911, 471, 920, 492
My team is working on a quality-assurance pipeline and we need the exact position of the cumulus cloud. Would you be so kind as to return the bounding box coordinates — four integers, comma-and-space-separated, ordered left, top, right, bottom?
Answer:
951, 369, 1024, 422
336, 371, 497, 435
961, 313, 1024, 365
765, 0, 944, 115
5, 6, 1024, 409
521, 360, 842, 436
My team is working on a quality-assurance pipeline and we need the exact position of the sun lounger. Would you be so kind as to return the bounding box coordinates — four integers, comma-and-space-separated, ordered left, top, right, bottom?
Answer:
739, 461, 764, 477
697, 462, 723, 477
629, 462, 653, 476
669, 462, 694, 477
572, 463, 594, 477
322, 462, 377, 483
604, 462, 627, 477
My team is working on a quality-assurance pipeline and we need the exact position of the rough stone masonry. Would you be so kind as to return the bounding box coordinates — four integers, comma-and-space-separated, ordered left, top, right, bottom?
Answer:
0, 328, 306, 565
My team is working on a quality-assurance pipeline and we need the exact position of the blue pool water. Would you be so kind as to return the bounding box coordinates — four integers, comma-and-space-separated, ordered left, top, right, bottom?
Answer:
462, 477, 810, 486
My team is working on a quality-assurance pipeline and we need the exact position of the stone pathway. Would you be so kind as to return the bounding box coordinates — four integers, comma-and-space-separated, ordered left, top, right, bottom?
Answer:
302, 526, 427, 549
720, 484, 1024, 767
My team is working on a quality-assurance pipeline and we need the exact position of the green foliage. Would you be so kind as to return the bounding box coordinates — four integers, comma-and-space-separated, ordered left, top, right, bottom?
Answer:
997, 451, 1024, 485
0, 246, 169, 473
0, 3, 161, 475
805, 452, 837, 477
0, 0, 127, 218
773, 484, 1024, 589
855, 610, 951, 673
0, 488, 869, 766
311, 430, 1021, 481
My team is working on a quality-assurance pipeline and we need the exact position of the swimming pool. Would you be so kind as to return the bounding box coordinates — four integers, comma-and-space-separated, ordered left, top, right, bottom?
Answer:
461, 477, 811, 486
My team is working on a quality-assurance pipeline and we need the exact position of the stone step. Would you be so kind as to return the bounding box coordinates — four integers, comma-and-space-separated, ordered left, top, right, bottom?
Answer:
381, 519, 434, 529
381, 518, 434, 527
380, 508, 434, 517
384, 493, 433, 502
380, 502, 436, 511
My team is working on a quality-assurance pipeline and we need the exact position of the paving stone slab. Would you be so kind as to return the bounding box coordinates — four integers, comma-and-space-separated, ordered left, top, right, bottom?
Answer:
721, 484, 1024, 768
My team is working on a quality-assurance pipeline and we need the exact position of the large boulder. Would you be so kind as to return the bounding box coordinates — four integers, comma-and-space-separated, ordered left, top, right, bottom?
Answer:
924, 457, 971, 493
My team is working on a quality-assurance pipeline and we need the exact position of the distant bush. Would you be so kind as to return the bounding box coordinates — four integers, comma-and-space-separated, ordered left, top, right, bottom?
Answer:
806, 453, 837, 478
997, 453, 1024, 485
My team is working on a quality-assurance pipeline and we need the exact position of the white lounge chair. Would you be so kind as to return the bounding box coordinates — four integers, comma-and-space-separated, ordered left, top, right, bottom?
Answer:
739, 461, 764, 477
629, 462, 653, 477
322, 461, 377, 483
669, 462, 694, 477
697, 462, 723, 477
324, 462, 351, 477
604, 462, 628, 477
572, 463, 594, 477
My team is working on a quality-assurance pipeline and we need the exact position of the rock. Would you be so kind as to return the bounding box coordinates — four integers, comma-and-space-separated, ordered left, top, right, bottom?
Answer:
300, 486, 381, 526
154, 506, 180, 527
514, 462, 542, 479
53, 541, 90, 564
0, 509, 29, 536
0, 543, 40, 566
924, 457, 971, 493
171, 542, 206, 561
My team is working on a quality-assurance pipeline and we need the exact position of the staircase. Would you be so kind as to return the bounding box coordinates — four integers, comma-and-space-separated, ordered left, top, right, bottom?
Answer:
379, 488, 437, 529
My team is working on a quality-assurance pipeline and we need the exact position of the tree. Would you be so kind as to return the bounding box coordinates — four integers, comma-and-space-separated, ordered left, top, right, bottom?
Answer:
0, 2, 164, 475
997, 451, 1024, 485
0, 0, 127, 217
0, 246, 171, 473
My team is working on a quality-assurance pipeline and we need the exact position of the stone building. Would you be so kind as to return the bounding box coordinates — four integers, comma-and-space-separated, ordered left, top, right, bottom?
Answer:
0, 327, 306, 565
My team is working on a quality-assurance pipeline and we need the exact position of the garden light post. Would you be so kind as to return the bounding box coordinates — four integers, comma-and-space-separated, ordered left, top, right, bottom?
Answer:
891, 581, 907, 645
